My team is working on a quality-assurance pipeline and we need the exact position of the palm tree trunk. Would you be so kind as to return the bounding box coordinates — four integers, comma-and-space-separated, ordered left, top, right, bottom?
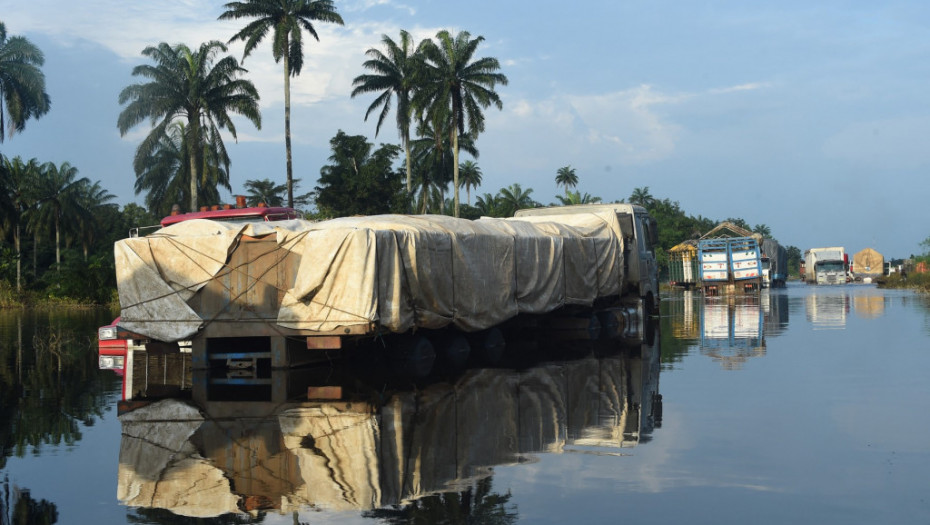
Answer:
14, 224, 21, 291
188, 117, 200, 212
452, 127, 460, 218
284, 51, 294, 208
404, 134, 412, 195
55, 215, 61, 273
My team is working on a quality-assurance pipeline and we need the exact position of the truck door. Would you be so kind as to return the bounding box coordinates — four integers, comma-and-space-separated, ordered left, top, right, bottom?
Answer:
637, 214, 660, 312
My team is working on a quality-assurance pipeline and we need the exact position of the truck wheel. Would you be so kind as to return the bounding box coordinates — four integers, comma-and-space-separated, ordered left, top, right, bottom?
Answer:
389, 334, 436, 377
436, 333, 471, 369
468, 327, 506, 365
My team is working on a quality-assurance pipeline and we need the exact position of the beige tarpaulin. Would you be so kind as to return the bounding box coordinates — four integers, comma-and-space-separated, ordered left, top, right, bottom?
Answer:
853, 247, 884, 278
116, 211, 625, 342
117, 399, 241, 518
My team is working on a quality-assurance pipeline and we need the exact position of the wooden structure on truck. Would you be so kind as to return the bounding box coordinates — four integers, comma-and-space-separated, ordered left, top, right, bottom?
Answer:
668, 222, 763, 294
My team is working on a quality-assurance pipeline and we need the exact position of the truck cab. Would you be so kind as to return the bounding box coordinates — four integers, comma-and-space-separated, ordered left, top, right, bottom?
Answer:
513, 203, 660, 313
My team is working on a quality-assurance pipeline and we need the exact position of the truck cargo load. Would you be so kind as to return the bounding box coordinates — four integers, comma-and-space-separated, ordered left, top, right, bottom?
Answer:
852, 248, 883, 281
697, 237, 762, 294
114, 204, 658, 368
760, 239, 788, 288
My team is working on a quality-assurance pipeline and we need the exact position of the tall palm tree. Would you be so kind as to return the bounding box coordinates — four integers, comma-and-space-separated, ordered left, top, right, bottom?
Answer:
458, 159, 482, 205
555, 165, 578, 193
243, 177, 286, 206
415, 30, 508, 217
30, 161, 90, 272
220, 0, 344, 208
0, 155, 40, 289
133, 120, 229, 217
351, 30, 419, 195
629, 186, 654, 208
0, 22, 51, 142
117, 40, 260, 212
498, 183, 536, 217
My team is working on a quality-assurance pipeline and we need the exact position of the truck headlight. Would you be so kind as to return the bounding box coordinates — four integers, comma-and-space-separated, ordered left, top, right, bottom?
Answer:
98, 326, 118, 340
98, 355, 125, 370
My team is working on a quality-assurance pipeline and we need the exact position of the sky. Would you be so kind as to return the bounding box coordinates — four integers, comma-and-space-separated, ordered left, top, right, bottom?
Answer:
2, 0, 929, 258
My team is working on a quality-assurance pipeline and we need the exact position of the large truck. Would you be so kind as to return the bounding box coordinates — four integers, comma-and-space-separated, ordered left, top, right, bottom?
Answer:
111, 203, 659, 371
851, 248, 884, 282
697, 236, 763, 294
760, 239, 788, 288
804, 247, 847, 285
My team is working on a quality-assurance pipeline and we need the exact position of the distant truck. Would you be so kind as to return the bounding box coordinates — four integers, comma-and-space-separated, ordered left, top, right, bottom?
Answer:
697, 237, 762, 294
804, 247, 847, 285
111, 203, 660, 371
760, 239, 788, 288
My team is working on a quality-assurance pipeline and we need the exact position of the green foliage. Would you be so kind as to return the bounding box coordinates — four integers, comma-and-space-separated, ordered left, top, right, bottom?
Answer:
0, 22, 51, 142
351, 30, 418, 193
118, 40, 260, 212
414, 29, 508, 217
220, 0, 344, 208
555, 165, 578, 192
786, 245, 802, 277
314, 131, 406, 217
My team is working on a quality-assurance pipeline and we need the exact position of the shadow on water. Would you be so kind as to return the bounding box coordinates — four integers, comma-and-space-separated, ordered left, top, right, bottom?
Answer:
112, 322, 662, 522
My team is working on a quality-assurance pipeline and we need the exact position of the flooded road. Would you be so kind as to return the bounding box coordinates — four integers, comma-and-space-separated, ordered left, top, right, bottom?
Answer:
2, 283, 929, 524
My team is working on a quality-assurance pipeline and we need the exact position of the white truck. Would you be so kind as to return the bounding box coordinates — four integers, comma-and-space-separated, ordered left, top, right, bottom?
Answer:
112, 204, 660, 371
804, 247, 847, 285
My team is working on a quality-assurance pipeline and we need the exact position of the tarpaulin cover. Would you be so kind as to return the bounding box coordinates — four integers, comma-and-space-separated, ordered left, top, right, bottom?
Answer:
853, 247, 884, 277
115, 211, 625, 342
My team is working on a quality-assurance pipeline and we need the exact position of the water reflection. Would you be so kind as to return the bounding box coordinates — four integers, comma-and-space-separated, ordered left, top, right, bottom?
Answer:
665, 290, 790, 369
115, 329, 661, 520
806, 291, 849, 329
0, 309, 117, 470
0, 475, 59, 525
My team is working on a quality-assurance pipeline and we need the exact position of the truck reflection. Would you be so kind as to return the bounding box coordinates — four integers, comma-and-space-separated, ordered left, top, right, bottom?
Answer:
699, 294, 766, 369
115, 330, 661, 519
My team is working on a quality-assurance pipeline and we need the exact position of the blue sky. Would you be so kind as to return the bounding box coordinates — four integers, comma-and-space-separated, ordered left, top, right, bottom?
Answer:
3, 0, 929, 257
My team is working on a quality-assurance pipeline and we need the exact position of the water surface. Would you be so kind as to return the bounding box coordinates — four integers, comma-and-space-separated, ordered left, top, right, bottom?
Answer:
1, 284, 928, 524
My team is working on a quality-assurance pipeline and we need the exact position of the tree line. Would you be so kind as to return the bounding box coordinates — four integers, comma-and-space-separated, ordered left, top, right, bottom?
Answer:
1, 10, 801, 305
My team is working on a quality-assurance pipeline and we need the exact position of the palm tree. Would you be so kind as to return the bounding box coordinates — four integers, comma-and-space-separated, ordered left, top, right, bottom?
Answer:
0, 156, 40, 289
351, 30, 419, 195
555, 165, 578, 193
475, 192, 503, 217
0, 22, 51, 142
629, 186, 654, 208
410, 113, 478, 213
458, 159, 482, 205
220, 0, 344, 208
117, 40, 260, 212
243, 177, 286, 206
415, 29, 508, 217
30, 161, 90, 272
133, 120, 229, 217
555, 190, 601, 206
752, 223, 772, 237
74, 180, 116, 260
498, 183, 536, 217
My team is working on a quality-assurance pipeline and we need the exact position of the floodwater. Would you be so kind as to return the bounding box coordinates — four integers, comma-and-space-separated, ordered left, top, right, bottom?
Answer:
2, 283, 929, 524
